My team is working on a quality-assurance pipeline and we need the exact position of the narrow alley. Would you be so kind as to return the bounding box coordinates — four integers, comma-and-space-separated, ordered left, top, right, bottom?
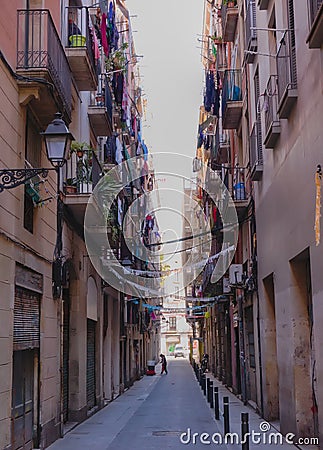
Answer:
48, 359, 220, 450
48, 359, 304, 450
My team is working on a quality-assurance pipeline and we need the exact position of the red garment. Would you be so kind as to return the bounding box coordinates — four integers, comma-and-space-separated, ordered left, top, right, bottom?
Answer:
101, 13, 109, 57
212, 206, 217, 222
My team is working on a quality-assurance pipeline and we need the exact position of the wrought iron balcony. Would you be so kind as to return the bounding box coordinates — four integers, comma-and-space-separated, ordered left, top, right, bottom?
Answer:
210, 165, 250, 222
63, 148, 103, 224
263, 75, 281, 149
250, 122, 263, 181
64, 6, 97, 91
221, 3, 239, 42
222, 69, 243, 129
244, 0, 257, 64
276, 31, 297, 119
88, 74, 114, 138
16, 9, 71, 125
307, 0, 323, 48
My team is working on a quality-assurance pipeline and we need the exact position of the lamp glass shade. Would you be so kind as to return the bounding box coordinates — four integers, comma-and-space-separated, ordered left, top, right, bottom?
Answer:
41, 113, 74, 167
45, 135, 69, 165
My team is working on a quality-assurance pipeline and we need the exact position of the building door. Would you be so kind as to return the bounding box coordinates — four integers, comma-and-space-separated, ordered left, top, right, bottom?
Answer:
87, 319, 96, 409
12, 287, 40, 450
12, 350, 35, 450
62, 290, 70, 423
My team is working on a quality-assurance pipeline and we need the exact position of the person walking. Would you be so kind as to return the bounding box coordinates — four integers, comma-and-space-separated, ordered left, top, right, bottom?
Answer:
160, 353, 168, 375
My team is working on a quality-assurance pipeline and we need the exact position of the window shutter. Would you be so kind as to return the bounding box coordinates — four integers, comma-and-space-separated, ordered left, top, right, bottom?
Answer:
288, 0, 297, 87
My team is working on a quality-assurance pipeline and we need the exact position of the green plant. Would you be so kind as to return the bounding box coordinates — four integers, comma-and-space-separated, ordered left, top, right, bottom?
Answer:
70, 141, 93, 156
105, 42, 129, 73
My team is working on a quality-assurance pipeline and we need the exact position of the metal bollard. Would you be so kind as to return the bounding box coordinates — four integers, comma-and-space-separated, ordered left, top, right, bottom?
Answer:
241, 413, 249, 450
209, 381, 214, 408
207, 378, 211, 401
223, 396, 230, 435
202, 374, 206, 395
214, 387, 219, 419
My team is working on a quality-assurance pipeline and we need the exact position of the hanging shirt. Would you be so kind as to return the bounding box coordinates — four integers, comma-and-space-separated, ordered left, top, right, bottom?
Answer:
101, 13, 109, 57
115, 137, 123, 164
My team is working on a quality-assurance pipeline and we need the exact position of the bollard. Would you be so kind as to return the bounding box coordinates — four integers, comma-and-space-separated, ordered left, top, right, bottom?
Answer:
241, 413, 249, 450
214, 387, 219, 419
202, 374, 206, 395
207, 378, 211, 401
223, 396, 230, 435
199, 368, 202, 386
209, 381, 214, 408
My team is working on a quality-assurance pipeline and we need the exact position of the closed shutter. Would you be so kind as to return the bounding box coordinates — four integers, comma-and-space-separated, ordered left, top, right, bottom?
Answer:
254, 70, 263, 164
14, 287, 40, 351
86, 319, 96, 409
288, 0, 297, 87
62, 293, 70, 423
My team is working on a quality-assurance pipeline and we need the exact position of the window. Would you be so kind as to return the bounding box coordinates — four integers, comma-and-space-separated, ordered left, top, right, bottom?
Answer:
24, 187, 34, 233
169, 317, 176, 331
23, 111, 41, 233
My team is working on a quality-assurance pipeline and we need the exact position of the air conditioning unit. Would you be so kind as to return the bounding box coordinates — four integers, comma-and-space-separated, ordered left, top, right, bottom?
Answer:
229, 264, 243, 284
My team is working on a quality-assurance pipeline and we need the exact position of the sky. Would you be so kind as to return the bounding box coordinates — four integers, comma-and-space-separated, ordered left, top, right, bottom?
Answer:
125, 0, 205, 284
126, 0, 204, 159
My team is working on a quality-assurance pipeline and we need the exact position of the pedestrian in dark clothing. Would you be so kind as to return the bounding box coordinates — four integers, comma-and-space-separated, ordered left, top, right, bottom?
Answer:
160, 353, 168, 375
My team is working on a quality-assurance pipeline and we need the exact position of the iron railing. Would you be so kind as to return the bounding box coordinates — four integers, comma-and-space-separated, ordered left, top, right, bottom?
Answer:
264, 75, 279, 136
276, 30, 297, 105
308, 0, 323, 26
215, 43, 227, 71
17, 10, 71, 119
90, 74, 113, 122
214, 165, 249, 202
64, 149, 102, 195
222, 69, 242, 117
245, 0, 257, 48
65, 6, 96, 73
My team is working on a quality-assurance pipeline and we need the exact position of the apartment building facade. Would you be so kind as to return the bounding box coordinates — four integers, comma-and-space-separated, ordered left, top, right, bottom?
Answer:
191, 0, 323, 442
0, 1, 160, 448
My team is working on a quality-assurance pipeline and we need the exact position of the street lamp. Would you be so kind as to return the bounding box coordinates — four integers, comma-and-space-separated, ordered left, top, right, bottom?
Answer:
0, 112, 74, 298
41, 112, 74, 167
0, 113, 73, 191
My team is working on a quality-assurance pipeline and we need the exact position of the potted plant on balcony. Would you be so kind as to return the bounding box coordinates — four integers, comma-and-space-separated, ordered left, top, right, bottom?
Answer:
105, 42, 129, 72
65, 177, 78, 194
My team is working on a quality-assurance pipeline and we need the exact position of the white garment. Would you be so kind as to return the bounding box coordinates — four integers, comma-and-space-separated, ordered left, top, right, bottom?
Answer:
116, 137, 123, 164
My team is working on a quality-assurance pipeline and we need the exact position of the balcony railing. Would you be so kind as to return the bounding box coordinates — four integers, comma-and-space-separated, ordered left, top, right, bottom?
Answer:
64, 149, 102, 195
276, 31, 297, 118
263, 75, 281, 148
64, 6, 97, 90
307, 0, 323, 48
222, 69, 243, 129
17, 9, 71, 119
245, 0, 257, 63
88, 74, 113, 137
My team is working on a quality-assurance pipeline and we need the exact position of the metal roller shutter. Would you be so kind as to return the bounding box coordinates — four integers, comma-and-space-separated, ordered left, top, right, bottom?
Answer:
86, 319, 96, 409
14, 287, 40, 351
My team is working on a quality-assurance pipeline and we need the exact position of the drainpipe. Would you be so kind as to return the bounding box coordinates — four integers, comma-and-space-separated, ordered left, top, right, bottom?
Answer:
238, 293, 247, 404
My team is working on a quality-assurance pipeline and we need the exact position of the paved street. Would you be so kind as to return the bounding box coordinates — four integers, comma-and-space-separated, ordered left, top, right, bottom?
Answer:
48, 359, 223, 450
47, 359, 310, 450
